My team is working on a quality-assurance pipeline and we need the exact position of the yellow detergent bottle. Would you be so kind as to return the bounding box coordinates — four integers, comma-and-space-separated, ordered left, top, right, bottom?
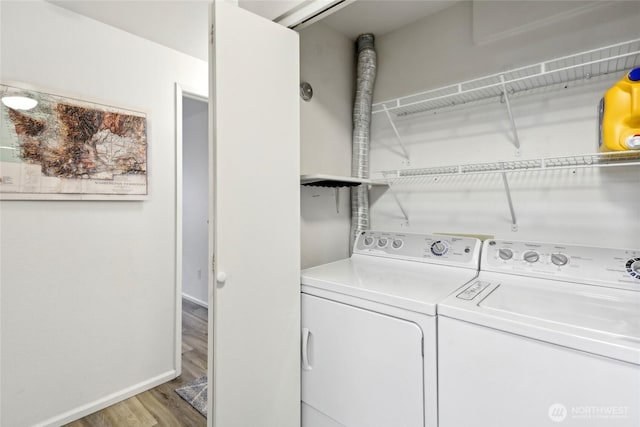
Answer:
599, 67, 640, 151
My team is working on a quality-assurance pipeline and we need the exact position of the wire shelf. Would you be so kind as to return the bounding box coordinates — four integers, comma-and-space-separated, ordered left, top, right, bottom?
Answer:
300, 174, 386, 187
379, 151, 640, 183
372, 39, 640, 118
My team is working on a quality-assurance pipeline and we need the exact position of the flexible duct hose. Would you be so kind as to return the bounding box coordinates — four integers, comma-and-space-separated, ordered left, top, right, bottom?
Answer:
350, 34, 377, 251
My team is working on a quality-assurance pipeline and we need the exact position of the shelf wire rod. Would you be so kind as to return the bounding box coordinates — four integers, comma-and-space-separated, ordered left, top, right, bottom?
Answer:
500, 164, 518, 231
500, 74, 522, 154
383, 176, 410, 222
382, 105, 410, 162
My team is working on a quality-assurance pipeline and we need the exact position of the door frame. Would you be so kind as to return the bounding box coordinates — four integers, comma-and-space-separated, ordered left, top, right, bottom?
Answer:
174, 82, 209, 376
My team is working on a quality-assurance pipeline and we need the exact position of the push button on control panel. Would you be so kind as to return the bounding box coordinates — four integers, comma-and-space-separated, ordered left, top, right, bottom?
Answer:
456, 281, 489, 300
626, 258, 640, 280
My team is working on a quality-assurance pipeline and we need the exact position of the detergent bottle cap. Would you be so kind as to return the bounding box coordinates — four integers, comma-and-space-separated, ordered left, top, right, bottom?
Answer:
629, 67, 640, 82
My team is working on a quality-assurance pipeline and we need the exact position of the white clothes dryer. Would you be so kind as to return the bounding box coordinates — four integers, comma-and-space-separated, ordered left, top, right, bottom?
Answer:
300, 231, 482, 427
438, 239, 640, 427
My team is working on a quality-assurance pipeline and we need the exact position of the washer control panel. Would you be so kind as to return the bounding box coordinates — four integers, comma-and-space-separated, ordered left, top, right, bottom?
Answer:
483, 240, 640, 290
355, 231, 481, 269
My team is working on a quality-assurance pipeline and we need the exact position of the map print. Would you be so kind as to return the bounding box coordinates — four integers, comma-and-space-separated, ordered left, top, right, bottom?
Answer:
0, 84, 147, 199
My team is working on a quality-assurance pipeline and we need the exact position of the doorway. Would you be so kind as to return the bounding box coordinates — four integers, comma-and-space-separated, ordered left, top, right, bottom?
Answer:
181, 93, 209, 308
175, 84, 209, 416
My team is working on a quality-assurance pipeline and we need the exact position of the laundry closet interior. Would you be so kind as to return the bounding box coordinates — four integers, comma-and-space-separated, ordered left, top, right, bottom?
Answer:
297, 1, 639, 267
292, 1, 639, 427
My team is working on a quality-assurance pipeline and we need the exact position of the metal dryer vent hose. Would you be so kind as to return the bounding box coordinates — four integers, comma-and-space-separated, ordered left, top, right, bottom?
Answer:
351, 34, 377, 251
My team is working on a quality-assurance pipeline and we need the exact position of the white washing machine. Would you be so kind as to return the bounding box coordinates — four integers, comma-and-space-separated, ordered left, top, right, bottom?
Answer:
438, 239, 640, 427
300, 230, 482, 427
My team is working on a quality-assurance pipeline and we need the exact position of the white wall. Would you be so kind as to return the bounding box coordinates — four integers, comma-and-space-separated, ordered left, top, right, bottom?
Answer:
182, 97, 209, 306
368, 1, 640, 248
374, 1, 640, 103
299, 23, 354, 268
0, 2, 207, 426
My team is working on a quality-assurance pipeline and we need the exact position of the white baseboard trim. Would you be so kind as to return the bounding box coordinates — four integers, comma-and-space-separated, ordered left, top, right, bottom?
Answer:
34, 370, 177, 427
182, 292, 208, 308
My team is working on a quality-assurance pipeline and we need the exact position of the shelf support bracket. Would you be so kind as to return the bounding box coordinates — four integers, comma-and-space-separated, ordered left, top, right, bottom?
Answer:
500, 74, 521, 156
500, 166, 518, 232
382, 105, 410, 163
383, 175, 409, 224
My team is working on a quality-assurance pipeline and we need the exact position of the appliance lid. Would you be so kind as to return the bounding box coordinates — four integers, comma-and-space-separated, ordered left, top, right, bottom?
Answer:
479, 280, 640, 340
439, 272, 640, 365
301, 255, 479, 315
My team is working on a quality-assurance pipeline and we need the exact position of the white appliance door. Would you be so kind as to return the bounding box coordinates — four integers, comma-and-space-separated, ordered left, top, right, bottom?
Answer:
301, 294, 424, 427
208, 3, 300, 427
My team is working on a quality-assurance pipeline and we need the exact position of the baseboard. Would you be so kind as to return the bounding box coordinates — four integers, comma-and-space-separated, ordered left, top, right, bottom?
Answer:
34, 370, 177, 427
182, 292, 208, 308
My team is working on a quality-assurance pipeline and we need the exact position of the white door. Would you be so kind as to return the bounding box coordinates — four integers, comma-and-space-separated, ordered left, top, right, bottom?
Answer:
208, 2, 300, 427
301, 294, 425, 427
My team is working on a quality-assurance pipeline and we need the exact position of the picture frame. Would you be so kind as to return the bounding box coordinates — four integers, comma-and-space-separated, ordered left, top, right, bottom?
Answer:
0, 83, 149, 200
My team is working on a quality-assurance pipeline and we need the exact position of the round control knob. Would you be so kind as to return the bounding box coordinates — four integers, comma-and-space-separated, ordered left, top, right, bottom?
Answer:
627, 258, 640, 279
523, 251, 539, 263
498, 248, 513, 260
363, 237, 374, 246
392, 239, 403, 249
377, 238, 388, 248
551, 253, 569, 266
431, 241, 448, 256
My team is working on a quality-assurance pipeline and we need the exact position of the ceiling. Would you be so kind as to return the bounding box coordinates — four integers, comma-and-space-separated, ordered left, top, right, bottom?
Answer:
49, 0, 459, 61
49, 0, 210, 60
322, 1, 458, 40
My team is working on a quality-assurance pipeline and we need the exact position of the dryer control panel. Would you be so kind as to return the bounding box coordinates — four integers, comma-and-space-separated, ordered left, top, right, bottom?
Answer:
354, 231, 481, 270
483, 240, 640, 291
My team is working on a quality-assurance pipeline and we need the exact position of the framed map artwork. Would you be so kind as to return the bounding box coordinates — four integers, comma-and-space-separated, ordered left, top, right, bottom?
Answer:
0, 84, 148, 200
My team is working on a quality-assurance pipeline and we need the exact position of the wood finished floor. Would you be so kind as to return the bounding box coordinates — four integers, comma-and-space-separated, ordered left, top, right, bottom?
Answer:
65, 299, 208, 427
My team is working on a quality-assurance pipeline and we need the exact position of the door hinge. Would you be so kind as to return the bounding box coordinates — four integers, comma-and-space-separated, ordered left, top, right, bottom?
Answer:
210, 25, 214, 45
211, 254, 215, 273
